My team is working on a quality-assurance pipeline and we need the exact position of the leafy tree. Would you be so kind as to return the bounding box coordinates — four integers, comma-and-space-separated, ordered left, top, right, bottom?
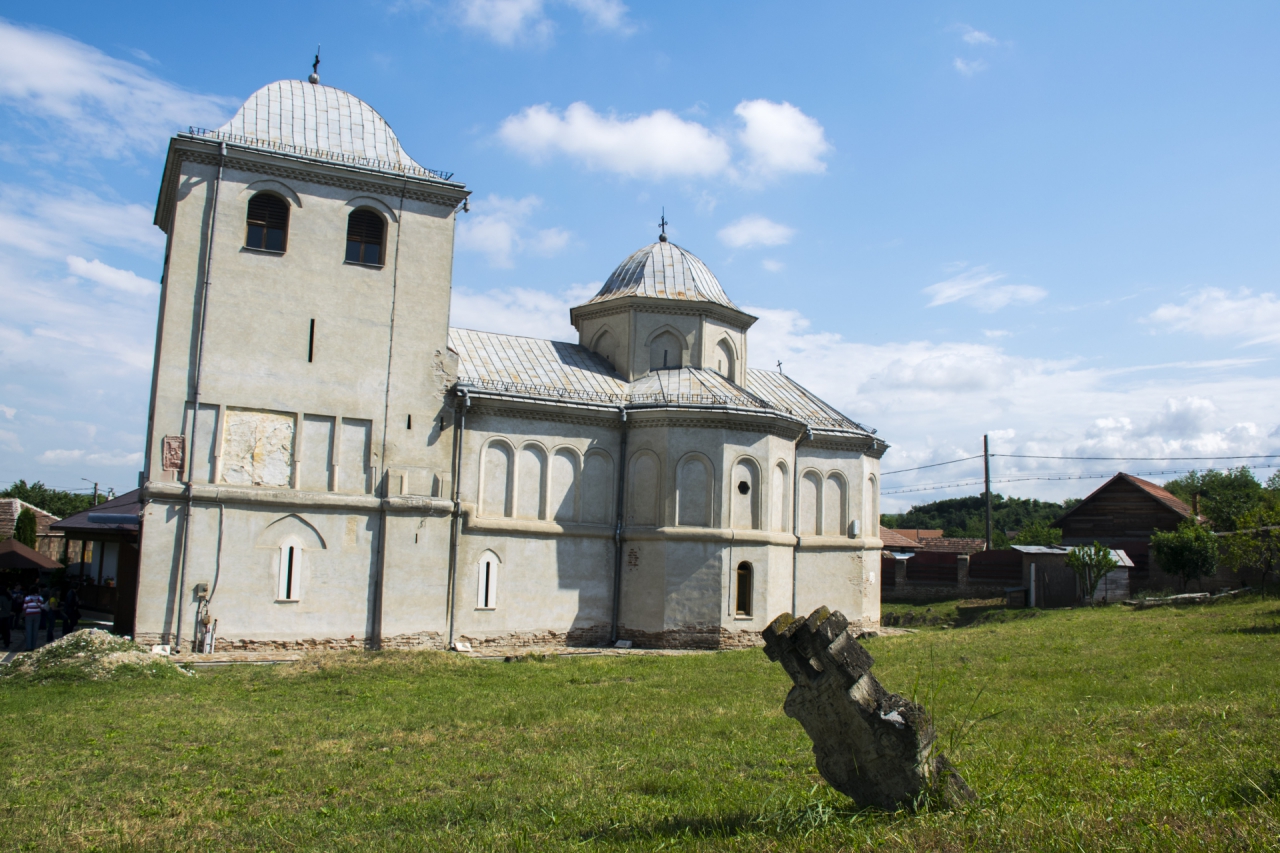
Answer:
0, 480, 106, 519
1162, 467, 1265, 532
14, 508, 38, 549
1220, 504, 1280, 589
1150, 518, 1220, 591
881, 493, 1079, 540
1066, 542, 1118, 604
1012, 519, 1063, 546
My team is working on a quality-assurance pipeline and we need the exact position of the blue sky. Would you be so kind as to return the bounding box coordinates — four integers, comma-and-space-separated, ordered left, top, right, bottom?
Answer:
2, 2, 1280, 509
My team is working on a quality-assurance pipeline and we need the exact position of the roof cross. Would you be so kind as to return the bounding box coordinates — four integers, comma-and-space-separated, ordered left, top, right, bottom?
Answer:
309, 46, 321, 84
658, 208, 668, 243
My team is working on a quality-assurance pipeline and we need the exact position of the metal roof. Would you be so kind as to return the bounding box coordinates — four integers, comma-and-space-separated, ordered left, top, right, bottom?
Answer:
213, 80, 422, 172
448, 328, 874, 436
586, 241, 740, 310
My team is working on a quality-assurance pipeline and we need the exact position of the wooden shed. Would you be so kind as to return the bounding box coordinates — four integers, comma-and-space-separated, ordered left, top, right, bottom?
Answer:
1052, 473, 1194, 591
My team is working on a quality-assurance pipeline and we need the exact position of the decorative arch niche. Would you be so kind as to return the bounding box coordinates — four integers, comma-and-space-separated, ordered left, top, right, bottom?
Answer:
676, 453, 714, 527
645, 326, 686, 371
480, 439, 514, 517
714, 338, 736, 382
730, 457, 760, 530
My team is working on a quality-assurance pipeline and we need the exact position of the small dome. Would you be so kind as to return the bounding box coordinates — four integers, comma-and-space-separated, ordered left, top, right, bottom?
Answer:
587, 241, 739, 310
215, 80, 421, 171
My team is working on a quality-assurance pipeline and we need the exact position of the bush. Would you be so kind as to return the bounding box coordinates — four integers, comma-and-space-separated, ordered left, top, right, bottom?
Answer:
1151, 519, 1220, 591
14, 508, 37, 549
1066, 542, 1118, 604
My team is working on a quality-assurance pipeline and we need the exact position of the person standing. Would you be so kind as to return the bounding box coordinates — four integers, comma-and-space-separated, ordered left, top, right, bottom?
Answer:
62, 585, 80, 636
23, 586, 43, 651
0, 588, 10, 648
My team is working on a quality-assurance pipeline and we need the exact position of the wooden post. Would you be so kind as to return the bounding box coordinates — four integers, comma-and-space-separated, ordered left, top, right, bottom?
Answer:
983, 434, 992, 550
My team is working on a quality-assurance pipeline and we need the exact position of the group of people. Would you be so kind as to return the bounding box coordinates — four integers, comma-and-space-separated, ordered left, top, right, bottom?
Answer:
2, 583, 82, 651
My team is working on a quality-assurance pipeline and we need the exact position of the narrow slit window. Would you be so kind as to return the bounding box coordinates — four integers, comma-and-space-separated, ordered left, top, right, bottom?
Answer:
482, 561, 492, 608
308, 319, 315, 362
278, 538, 302, 601
735, 561, 753, 616
346, 209, 385, 266
246, 193, 289, 252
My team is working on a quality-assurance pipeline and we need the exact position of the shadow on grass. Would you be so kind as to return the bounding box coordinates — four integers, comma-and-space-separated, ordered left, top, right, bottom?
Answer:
582, 795, 908, 843
1214, 769, 1279, 807
1231, 623, 1280, 635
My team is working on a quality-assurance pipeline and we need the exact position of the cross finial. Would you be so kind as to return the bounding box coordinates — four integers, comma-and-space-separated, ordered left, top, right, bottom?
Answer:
777, 360, 783, 373
658, 208, 668, 243
309, 45, 321, 84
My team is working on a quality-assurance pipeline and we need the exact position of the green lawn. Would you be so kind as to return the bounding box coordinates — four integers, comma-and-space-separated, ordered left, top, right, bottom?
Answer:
2, 598, 1279, 852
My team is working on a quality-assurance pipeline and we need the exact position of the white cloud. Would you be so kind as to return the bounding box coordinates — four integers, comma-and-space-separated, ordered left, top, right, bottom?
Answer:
450, 283, 597, 341
498, 102, 731, 178
734, 99, 830, 176
0, 404, 14, 419
743, 304, 1280, 509
957, 25, 997, 46
0, 429, 21, 452
924, 265, 1046, 312
762, 259, 784, 273
498, 98, 828, 183
454, 0, 631, 45
455, 194, 573, 268
36, 448, 141, 466
0, 19, 235, 157
718, 215, 795, 249
67, 255, 157, 296
1145, 287, 1280, 346
953, 57, 987, 76
983, 329, 1011, 339
0, 186, 163, 259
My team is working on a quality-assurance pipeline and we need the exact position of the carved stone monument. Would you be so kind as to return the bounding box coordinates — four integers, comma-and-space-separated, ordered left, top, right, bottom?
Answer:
762, 607, 973, 809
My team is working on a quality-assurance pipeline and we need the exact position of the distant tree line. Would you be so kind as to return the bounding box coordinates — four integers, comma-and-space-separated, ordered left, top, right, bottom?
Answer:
879, 493, 1080, 548
0, 480, 109, 520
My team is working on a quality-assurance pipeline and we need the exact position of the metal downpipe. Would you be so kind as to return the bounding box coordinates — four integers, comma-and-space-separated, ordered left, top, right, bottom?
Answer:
175, 140, 225, 652
609, 407, 628, 645
445, 387, 470, 649
790, 426, 811, 617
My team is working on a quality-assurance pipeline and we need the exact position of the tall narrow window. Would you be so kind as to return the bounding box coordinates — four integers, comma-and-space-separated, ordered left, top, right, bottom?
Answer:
277, 537, 303, 601
735, 562, 753, 616
476, 550, 500, 609
346, 209, 385, 266
246, 193, 289, 252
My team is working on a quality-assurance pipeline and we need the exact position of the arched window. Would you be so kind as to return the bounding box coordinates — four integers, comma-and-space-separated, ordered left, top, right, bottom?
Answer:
246, 193, 288, 252
715, 338, 735, 381
346, 209, 385, 266
277, 536, 303, 601
477, 550, 500, 609
649, 330, 683, 371
735, 562, 753, 616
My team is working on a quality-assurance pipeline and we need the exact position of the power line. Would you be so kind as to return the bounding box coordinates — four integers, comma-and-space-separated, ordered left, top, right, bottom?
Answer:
882, 462, 1280, 496
880, 454, 983, 476
993, 453, 1280, 461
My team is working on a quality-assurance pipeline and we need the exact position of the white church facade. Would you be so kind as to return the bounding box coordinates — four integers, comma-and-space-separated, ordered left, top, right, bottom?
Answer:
135, 78, 887, 652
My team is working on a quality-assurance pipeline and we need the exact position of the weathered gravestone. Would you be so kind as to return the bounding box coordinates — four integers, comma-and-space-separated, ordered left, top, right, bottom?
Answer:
762, 606, 973, 809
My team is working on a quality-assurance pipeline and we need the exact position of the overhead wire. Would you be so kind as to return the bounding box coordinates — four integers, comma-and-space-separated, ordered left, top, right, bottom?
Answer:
882, 461, 1280, 496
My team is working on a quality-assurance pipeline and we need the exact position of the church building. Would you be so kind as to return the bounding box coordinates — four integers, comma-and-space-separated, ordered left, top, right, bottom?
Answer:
135, 76, 887, 652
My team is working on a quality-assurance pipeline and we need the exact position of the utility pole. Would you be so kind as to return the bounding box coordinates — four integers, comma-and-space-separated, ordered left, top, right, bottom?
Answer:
81, 478, 99, 506
983, 434, 992, 550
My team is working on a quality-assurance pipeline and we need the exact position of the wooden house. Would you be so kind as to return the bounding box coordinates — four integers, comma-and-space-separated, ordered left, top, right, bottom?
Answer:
1052, 473, 1194, 591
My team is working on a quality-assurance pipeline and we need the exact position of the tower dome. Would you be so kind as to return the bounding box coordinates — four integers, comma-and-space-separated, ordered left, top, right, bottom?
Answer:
214, 79, 422, 172
587, 241, 739, 310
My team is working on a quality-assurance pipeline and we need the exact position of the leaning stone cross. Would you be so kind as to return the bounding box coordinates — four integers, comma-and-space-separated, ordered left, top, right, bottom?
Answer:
762, 607, 973, 809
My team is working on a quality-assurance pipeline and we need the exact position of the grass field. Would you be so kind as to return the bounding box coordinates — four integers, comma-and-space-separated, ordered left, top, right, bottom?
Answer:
2, 597, 1279, 852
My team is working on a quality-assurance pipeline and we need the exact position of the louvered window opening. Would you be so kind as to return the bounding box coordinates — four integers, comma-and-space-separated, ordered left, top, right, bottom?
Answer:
245, 193, 288, 252
346, 210, 385, 266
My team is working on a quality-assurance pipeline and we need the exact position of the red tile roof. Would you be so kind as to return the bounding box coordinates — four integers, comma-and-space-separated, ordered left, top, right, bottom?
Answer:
879, 528, 919, 549
1121, 473, 1193, 517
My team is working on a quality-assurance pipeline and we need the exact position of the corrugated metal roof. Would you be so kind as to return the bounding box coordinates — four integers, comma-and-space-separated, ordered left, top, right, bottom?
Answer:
586, 241, 739, 309
217, 80, 420, 170
448, 328, 875, 437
